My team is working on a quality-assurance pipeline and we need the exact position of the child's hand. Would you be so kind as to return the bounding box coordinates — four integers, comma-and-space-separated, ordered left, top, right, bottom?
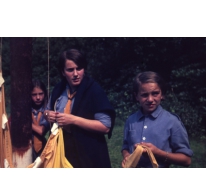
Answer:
140, 142, 159, 154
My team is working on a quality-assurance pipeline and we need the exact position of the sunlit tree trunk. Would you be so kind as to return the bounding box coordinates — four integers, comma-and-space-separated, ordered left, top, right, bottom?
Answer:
10, 37, 32, 168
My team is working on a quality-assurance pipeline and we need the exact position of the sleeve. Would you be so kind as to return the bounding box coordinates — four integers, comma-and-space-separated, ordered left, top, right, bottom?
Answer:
121, 119, 130, 153
92, 82, 116, 138
94, 113, 111, 128
170, 116, 193, 157
39, 115, 50, 134
39, 104, 51, 133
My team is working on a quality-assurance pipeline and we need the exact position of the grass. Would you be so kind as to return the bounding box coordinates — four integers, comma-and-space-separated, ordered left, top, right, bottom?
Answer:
185, 137, 206, 168
44, 119, 206, 168
107, 122, 206, 168
107, 125, 124, 168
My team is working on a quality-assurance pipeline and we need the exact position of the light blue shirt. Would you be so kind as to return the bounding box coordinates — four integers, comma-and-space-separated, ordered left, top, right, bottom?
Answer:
122, 105, 193, 167
31, 106, 50, 135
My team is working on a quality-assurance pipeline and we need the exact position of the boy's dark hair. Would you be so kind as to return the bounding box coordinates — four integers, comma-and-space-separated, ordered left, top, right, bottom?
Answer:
133, 71, 167, 96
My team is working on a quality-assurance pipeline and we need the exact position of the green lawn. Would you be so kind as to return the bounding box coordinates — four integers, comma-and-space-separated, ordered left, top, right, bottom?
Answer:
45, 121, 206, 168
107, 125, 124, 168
107, 123, 206, 168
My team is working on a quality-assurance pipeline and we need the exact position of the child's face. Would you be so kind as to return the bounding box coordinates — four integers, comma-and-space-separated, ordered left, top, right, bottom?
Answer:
31, 87, 45, 106
135, 83, 163, 115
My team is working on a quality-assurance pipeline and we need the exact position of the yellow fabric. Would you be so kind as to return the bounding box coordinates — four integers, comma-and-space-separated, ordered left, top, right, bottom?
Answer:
27, 89, 76, 168
123, 144, 159, 168
64, 89, 76, 114
27, 132, 58, 168
63, 90, 76, 132
0, 85, 14, 168
32, 112, 43, 153
53, 128, 73, 168
27, 125, 73, 168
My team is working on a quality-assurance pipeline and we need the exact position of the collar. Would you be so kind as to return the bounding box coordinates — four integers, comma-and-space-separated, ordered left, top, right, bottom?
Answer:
66, 84, 77, 94
138, 105, 163, 120
150, 105, 163, 118
32, 106, 44, 114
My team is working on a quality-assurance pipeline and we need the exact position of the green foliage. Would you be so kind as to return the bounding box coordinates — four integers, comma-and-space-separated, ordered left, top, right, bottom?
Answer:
2, 37, 206, 137
106, 83, 138, 125
161, 92, 203, 137
2, 37, 206, 167
168, 62, 206, 136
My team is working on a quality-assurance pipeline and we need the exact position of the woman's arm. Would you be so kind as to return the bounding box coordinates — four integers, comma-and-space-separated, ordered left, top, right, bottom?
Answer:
44, 110, 110, 134
57, 113, 110, 133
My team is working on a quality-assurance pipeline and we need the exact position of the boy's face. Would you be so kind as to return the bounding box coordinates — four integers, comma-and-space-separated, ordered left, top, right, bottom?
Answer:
135, 83, 163, 115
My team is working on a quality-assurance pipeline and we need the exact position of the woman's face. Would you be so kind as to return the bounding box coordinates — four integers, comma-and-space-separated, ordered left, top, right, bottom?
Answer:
31, 87, 45, 106
62, 59, 85, 91
135, 83, 163, 115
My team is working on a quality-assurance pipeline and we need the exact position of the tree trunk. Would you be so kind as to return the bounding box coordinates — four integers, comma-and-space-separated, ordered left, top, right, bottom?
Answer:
10, 37, 32, 168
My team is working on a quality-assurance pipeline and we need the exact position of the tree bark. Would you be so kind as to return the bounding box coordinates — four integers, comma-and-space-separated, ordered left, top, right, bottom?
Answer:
10, 37, 32, 168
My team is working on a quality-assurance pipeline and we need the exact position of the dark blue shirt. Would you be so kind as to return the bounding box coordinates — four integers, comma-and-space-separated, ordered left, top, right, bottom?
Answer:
47, 84, 111, 128
122, 105, 193, 167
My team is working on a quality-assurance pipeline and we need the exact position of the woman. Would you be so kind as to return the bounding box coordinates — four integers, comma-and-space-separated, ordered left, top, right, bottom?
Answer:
121, 71, 193, 168
31, 79, 50, 161
44, 49, 115, 168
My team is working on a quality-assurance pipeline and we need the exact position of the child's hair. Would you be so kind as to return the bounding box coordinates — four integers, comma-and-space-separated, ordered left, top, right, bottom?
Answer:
31, 79, 48, 108
133, 71, 166, 96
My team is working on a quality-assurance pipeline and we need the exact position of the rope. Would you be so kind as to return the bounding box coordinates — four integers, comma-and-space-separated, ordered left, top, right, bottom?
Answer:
47, 37, 50, 97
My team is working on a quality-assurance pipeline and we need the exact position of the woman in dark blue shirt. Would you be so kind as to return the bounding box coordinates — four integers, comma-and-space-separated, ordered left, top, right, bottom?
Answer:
44, 49, 115, 168
121, 71, 193, 168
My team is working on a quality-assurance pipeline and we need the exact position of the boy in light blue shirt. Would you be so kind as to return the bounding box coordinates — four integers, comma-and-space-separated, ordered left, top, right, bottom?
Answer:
121, 71, 193, 168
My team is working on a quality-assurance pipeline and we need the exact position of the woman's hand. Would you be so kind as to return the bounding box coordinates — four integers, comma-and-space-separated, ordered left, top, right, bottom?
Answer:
44, 110, 58, 123
47, 112, 110, 134
55, 113, 75, 126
